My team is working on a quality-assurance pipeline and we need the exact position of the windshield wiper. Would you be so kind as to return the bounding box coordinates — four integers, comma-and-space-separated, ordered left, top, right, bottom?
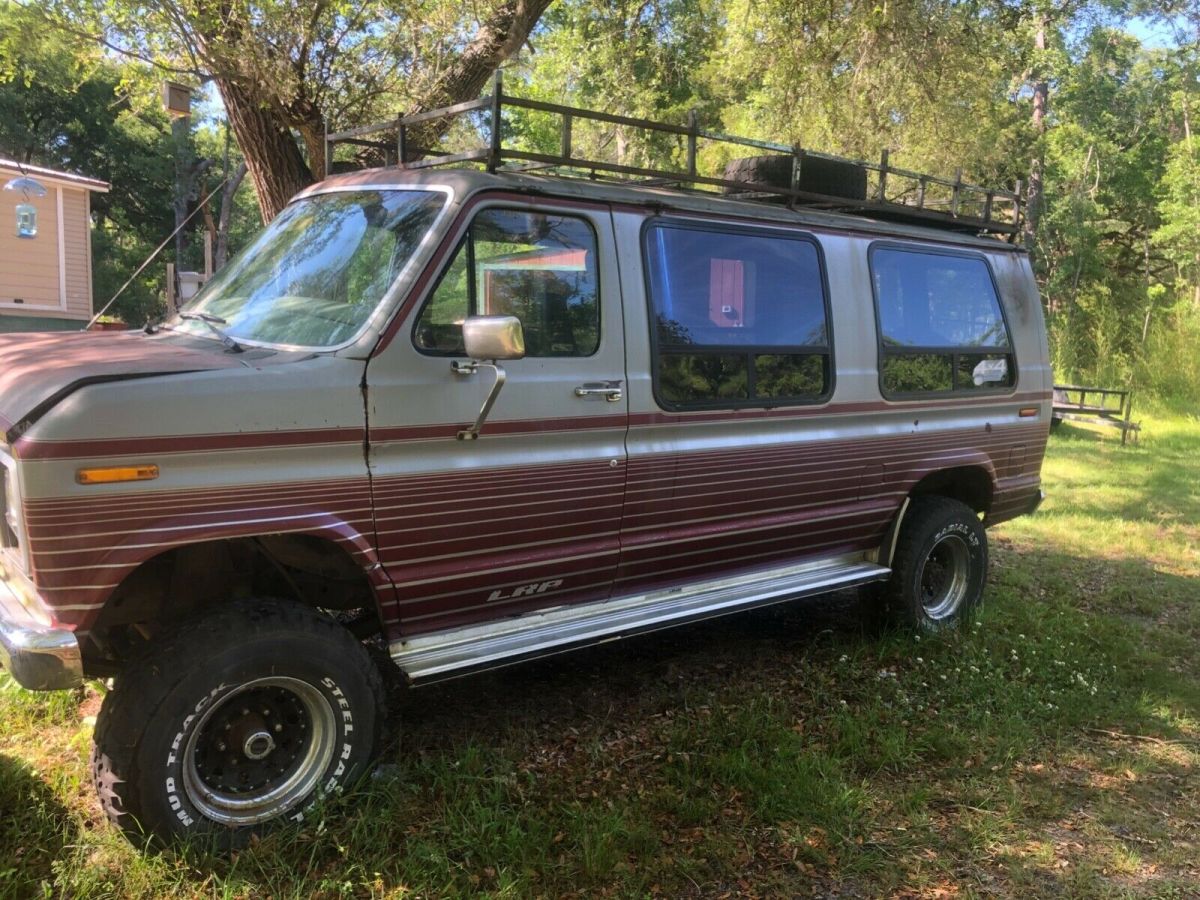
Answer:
179, 312, 245, 354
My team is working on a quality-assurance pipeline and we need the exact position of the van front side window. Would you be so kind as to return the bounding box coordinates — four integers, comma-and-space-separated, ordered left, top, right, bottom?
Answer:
870, 247, 1014, 396
414, 209, 600, 357
643, 223, 831, 409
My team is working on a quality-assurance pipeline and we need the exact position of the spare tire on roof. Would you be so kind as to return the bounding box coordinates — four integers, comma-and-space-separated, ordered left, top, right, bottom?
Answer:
722, 154, 869, 201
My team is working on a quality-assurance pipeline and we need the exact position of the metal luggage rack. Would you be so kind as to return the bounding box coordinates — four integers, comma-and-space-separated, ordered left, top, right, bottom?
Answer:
325, 72, 1023, 236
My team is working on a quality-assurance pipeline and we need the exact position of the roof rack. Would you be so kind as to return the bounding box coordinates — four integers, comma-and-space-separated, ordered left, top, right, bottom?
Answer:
324, 72, 1023, 237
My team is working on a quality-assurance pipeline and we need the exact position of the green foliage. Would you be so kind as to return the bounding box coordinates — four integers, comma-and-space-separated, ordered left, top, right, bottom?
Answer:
1137, 301, 1200, 399
1152, 100, 1200, 293
516, 2, 1198, 401
506, 0, 723, 171
0, 2, 264, 325
1037, 29, 1180, 390
0, 1, 178, 322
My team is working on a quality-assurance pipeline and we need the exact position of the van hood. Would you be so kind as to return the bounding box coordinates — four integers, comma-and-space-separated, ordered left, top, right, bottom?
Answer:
0, 331, 256, 440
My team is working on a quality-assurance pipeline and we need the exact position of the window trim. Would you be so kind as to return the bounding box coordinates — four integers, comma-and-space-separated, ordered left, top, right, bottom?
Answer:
867, 241, 1019, 401
641, 217, 836, 412
411, 204, 604, 359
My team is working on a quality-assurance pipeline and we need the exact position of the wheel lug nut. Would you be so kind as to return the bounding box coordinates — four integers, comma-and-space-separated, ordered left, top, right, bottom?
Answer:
241, 708, 250, 716
217, 742, 226, 752
274, 724, 283, 733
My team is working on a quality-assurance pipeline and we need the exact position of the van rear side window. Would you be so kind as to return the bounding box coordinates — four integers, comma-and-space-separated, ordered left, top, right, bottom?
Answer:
643, 223, 831, 409
870, 246, 1015, 396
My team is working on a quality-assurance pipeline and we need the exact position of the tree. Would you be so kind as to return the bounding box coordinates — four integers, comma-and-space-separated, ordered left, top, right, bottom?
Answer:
0, 0, 176, 322
513, 0, 723, 164
44, 0, 553, 222
1152, 42, 1200, 306
708, 0, 1032, 192
1037, 27, 1176, 381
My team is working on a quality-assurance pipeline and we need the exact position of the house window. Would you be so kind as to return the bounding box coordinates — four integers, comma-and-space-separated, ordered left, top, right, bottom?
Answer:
643, 222, 832, 409
414, 208, 600, 357
15, 203, 37, 238
870, 246, 1015, 396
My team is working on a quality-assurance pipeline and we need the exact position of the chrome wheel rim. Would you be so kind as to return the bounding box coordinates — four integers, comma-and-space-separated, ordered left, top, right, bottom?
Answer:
918, 533, 972, 621
182, 676, 336, 826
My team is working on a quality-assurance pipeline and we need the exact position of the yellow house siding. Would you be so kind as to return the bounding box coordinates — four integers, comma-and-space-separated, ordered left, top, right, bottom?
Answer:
0, 185, 62, 310
61, 187, 92, 318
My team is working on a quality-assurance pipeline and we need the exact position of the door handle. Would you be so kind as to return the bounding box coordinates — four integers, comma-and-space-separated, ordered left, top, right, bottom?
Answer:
575, 381, 623, 402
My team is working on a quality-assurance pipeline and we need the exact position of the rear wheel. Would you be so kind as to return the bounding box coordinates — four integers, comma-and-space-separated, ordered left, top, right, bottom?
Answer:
880, 496, 988, 632
92, 599, 384, 847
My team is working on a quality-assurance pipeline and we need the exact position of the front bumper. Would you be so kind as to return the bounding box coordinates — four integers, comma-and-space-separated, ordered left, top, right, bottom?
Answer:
0, 561, 82, 690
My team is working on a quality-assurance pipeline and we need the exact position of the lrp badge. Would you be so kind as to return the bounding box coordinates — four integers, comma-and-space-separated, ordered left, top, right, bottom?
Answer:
487, 579, 564, 603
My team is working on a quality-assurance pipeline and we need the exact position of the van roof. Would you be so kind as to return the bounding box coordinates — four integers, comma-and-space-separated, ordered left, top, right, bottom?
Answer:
304, 167, 1027, 255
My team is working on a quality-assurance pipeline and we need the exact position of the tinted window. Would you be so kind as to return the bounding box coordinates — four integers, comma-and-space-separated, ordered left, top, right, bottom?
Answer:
414, 209, 599, 357
871, 247, 1014, 395
645, 224, 831, 408
873, 249, 1010, 348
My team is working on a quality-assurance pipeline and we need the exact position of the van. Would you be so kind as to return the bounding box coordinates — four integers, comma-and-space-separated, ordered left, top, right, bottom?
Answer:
0, 89, 1048, 845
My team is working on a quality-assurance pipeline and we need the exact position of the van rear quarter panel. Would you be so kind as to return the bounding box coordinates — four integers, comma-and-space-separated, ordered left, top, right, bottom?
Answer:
614, 210, 1048, 596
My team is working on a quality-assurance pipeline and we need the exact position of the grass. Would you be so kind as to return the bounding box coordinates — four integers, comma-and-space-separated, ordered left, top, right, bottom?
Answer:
3, 405, 1200, 898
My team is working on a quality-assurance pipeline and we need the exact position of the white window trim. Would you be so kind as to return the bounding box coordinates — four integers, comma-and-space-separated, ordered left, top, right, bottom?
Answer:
57, 186, 67, 309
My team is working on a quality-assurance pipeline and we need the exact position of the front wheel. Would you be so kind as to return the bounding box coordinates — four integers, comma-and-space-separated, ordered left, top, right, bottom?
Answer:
92, 599, 384, 847
880, 496, 988, 632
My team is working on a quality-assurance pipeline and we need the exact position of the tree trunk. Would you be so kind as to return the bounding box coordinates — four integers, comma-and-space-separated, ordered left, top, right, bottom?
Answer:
426, 0, 553, 111
215, 0, 552, 223
217, 77, 313, 223
403, 0, 555, 153
172, 114, 192, 267
1023, 17, 1049, 262
214, 162, 248, 270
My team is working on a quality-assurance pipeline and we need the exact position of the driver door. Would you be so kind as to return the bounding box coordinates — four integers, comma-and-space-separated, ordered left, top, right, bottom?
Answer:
364, 198, 628, 637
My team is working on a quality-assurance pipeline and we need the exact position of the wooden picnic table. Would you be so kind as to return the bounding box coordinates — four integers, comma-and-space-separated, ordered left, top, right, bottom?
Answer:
1052, 383, 1140, 445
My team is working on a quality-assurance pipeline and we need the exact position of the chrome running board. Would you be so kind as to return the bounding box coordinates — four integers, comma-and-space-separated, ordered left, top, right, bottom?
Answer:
390, 553, 890, 683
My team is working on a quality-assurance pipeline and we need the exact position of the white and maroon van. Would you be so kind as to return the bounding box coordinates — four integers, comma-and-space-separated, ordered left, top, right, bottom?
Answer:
0, 90, 1048, 845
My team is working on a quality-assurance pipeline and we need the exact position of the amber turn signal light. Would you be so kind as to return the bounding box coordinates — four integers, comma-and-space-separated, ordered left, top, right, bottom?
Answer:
1018, 407, 1040, 418
76, 464, 160, 485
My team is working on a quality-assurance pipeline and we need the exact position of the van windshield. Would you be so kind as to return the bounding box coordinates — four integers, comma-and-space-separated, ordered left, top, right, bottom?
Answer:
173, 189, 446, 349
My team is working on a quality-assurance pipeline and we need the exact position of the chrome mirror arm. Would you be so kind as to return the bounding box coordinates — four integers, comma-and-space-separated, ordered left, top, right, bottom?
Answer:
452, 360, 507, 440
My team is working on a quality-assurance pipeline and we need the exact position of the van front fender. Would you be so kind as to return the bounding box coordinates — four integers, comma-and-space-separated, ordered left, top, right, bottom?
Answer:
27, 507, 392, 634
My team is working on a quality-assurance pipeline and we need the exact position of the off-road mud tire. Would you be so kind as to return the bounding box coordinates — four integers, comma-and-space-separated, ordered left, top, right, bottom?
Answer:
91, 598, 384, 848
880, 496, 988, 632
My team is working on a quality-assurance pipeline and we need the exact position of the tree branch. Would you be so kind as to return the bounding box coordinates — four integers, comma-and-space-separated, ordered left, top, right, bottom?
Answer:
31, 8, 208, 79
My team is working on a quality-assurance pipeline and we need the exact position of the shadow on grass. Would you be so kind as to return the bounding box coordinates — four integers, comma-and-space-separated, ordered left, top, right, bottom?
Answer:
0, 752, 77, 895
390, 539, 1200, 756
389, 586, 876, 756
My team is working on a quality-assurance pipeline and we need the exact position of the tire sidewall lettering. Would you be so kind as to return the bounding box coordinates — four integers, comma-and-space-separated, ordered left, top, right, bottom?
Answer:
933, 521, 981, 550
161, 673, 358, 835
899, 503, 988, 630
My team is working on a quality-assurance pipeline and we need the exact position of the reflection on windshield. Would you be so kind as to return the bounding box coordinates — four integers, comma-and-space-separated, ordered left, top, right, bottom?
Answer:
176, 189, 446, 348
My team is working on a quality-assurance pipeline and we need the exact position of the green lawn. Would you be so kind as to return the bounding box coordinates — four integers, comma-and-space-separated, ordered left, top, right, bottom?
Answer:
3, 408, 1199, 898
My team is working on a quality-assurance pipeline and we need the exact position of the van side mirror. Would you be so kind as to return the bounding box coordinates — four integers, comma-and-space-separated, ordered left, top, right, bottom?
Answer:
463, 315, 525, 361
452, 316, 525, 440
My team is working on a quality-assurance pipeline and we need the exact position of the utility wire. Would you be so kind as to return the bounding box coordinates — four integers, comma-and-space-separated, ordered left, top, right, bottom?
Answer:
84, 177, 230, 331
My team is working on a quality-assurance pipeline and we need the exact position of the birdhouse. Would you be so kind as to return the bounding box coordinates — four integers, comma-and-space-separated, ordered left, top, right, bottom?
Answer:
162, 81, 193, 118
